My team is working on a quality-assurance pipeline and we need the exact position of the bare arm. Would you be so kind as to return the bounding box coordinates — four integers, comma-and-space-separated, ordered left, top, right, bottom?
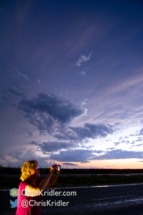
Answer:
38, 167, 55, 190
46, 171, 60, 188
25, 165, 57, 197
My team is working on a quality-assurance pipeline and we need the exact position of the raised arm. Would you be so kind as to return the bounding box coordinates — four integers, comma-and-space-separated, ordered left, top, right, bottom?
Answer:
46, 170, 60, 188
25, 164, 59, 196
38, 165, 56, 190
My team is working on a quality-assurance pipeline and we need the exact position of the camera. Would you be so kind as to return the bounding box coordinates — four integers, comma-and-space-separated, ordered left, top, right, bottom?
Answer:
57, 165, 61, 171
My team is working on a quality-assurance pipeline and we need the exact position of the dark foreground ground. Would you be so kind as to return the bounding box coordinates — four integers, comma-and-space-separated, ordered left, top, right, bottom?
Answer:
1, 174, 143, 188
1, 183, 143, 215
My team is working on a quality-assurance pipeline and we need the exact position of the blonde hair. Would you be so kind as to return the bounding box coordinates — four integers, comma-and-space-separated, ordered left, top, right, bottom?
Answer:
20, 160, 38, 181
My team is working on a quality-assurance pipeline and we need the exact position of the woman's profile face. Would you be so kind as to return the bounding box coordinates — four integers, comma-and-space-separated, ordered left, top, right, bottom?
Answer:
34, 164, 40, 177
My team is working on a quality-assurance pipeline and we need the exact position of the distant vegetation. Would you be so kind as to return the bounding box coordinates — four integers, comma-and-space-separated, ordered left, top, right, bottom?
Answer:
1, 167, 143, 174
1, 168, 143, 188
1, 174, 143, 189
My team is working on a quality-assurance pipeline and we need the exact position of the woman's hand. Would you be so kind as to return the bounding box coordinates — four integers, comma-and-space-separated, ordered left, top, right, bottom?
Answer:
49, 164, 61, 173
56, 165, 61, 172
49, 164, 58, 173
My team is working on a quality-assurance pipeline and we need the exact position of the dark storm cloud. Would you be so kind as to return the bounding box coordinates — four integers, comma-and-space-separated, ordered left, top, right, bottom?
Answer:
63, 163, 78, 166
94, 149, 143, 160
30, 141, 75, 152
50, 149, 95, 162
19, 93, 84, 134
8, 87, 25, 97
49, 149, 143, 163
53, 123, 114, 143
70, 123, 114, 140
54, 126, 79, 141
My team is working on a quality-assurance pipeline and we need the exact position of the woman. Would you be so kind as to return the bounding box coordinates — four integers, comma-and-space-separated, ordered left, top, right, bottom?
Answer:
16, 160, 61, 215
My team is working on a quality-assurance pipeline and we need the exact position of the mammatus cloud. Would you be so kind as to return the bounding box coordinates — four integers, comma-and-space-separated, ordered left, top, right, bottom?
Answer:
19, 93, 85, 134
54, 123, 114, 141
76, 53, 91, 67
29, 123, 114, 154
70, 123, 114, 140
53, 123, 114, 144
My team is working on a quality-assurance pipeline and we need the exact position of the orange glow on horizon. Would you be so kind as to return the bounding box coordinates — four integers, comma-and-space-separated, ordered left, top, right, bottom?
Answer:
58, 159, 143, 169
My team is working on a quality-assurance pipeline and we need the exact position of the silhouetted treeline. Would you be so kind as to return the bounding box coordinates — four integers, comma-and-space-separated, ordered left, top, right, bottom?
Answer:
1, 167, 143, 175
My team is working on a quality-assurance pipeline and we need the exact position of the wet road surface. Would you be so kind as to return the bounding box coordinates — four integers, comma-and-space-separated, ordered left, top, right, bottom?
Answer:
1, 183, 143, 215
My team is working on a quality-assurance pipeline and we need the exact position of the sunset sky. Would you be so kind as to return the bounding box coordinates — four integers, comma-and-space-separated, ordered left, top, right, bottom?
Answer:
0, 0, 143, 168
